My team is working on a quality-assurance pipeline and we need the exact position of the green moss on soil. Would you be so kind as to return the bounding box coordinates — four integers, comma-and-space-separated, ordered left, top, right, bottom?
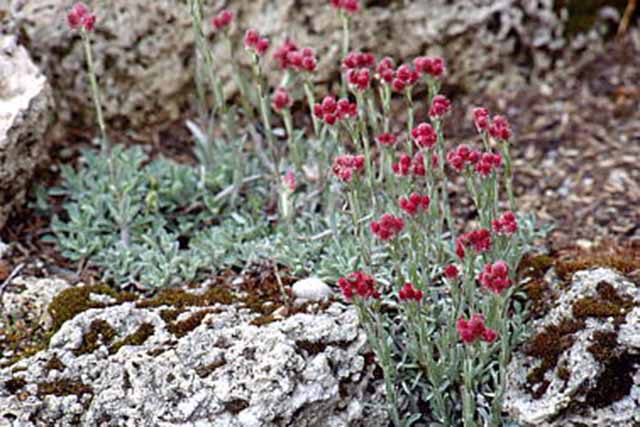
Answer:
37, 379, 93, 397
74, 319, 117, 356
556, 253, 640, 282
109, 323, 155, 354
137, 287, 233, 310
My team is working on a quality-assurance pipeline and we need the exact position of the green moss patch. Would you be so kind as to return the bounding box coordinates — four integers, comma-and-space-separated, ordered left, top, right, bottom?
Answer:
572, 281, 637, 323
48, 284, 136, 333
109, 323, 155, 354
4, 377, 27, 394
136, 287, 233, 310
44, 354, 66, 372
167, 309, 219, 338
524, 319, 585, 399
74, 319, 117, 356
37, 379, 93, 398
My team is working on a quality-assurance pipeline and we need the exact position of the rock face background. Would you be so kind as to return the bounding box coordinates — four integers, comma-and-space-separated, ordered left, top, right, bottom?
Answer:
10, 0, 567, 130
0, 35, 52, 229
0, 288, 386, 427
504, 268, 640, 427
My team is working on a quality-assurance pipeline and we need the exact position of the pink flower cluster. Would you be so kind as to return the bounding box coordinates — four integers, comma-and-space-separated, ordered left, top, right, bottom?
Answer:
413, 56, 446, 78
211, 9, 234, 31
313, 96, 357, 125
67, 2, 96, 32
273, 40, 318, 73
343, 52, 376, 69
338, 271, 379, 300
492, 211, 518, 235
330, 0, 361, 14
455, 228, 492, 259
244, 29, 270, 55
332, 154, 365, 182
444, 264, 459, 279
398, 193, 430, 216
272, 87, 293, 112
282, 170, 296, 191
411, 123, 437, 149
473, 108, 512, 141
346, 68, 371, 91
429, 95, 452, 118
479, 260, 512, 294
392, 151, 438, 177
456, 314, 498, 344
446, 145, 502, 177
370, 214, 405, 241
388, 64, 420, 92
375, 133, 397, 147
398, 283, 423, 302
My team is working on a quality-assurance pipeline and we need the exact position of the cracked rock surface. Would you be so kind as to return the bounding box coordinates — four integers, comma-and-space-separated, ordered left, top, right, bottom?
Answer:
0, 294, 385, 427
504, 268, 640, 427
0, 35, 52, 229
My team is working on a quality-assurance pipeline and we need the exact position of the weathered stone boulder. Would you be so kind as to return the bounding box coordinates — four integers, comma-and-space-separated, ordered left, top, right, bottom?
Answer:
11, 0, 568, 130
504, 268, 640, 427
0, 35, 52, 229
0, 291, 386, 426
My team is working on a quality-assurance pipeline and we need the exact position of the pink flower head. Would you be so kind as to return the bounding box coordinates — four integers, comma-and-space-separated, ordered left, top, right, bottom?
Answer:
456, 228, 492, 258
479, 260, 512, 294
67, 2, 96, 31
273, 40, 301, 70
475, 152, 502, 177
399, 193, 430, 216
446, 145, 483, 173
429, 95, 452, 118
414, 56, 446, 78
377, 57, 395, 83
473, 107, 490, 132
376, 133, 397, 147
244, 29, 269, 55
347, 68, 371, 91
489, 115, 512, 141
342, 52, 375, 69
396, 64, 419, 86
411, 123, 437, 149
314, 96, 356, 125
444, 264, 459, 279
282, 170, 296, 192
392, 154, 412, 177
492, 211, 518, 235
332, 154, 365, 183
457, 313, 498, 344
211, 9, 234, 31
331, 0, 361, 14
272, 87, 293, 112
338, 271, 379, 300
370, 213, 405, 241
398, 283, 423, 302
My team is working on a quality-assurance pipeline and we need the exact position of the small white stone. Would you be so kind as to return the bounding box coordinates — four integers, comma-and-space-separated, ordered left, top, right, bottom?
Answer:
292, 277, 332, 302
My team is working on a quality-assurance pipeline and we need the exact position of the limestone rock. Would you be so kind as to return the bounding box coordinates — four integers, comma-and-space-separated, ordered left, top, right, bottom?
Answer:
12, 0, 568, 130
504, 268, 640, 427
0, 35, 52, 229
292, 277, 333, 302
0, 299, 386, 426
